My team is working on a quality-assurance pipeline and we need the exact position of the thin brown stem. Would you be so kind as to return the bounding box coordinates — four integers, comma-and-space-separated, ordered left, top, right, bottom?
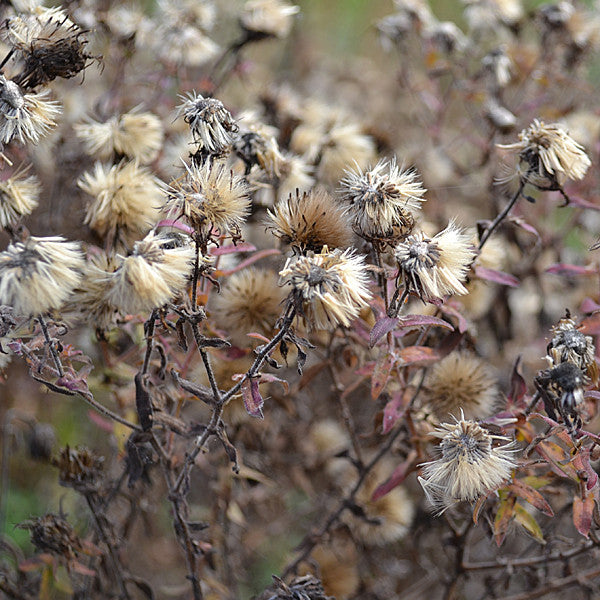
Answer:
37, 314, 64, 378
478, 181, 524, 250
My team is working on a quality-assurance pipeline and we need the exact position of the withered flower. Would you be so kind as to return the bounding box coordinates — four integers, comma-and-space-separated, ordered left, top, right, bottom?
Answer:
75, 110, 164, 164
424, 351, 498, 420
105, 231, 196, 314
419, 414, 516, 513
18, 513, 83, 559
78, 160, 163, 244
340, 158, 426, 246
267, 188, 353, 253
0, 171, 40, 229
4, 6, 77, 48
498, 119, 591, 188
256, 575, 330, 600
394, 221, 476, 302
241, 0, 300, 39
0, 236, 84, 316
176, 92, 238, 155
53, 445, 104, 492
164, 160, 250, 241
0, 76, 60, 145
279, 246, 372, 330
210, 268, 286, 346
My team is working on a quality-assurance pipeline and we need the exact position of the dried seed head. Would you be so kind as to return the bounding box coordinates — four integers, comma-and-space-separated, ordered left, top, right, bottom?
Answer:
498, 118, 591, 188
547, 312, 597, 383
4, 6, 77, 48
18, 513, 82, 559
164, 160, 250, 241
233, 114, 283, 177
267, 188, 353, 253
0, 76, 60, 144
53, 445, 104, 492
276, 152, 315, 201
0, 171, 40, 229
105, 231, 196, 314
156, 24, 219, 67
75, 110, 164, 164
424, 351, 498, 420
394, 221, 476, 302
78, 160, 163, 244
210, 268, 286, 346
279, 246, 372, 330
340, 158, 426, 245
256, 574, 331, 600
176, 92, 238, 155
419, 415, 517, 513
241, 0, 300, 39
0, 235, 84, 316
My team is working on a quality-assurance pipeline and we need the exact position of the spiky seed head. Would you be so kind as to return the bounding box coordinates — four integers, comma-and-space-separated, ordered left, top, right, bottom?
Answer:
279, 246, 372, 330
0, 236, 85, 317
210, 268, 286, 347
419, 414, 517, 513
394, 221, 476, 302
424, 351, 498, 420
498, 118, 591, 187
164, 160, 250, 241
340, 158, 426, 245
78, 160, 163, 244
0, 172, 40, 229
267, 188, 353, 253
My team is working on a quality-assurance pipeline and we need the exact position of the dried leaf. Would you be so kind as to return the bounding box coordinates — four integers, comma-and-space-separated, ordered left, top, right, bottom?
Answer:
134, 373, 153, 431
381, 393, 406, 434
508, 480, 554, 516
494, 493, 516, 547
241, 378, 264, 419
371, 352, 394, 399
580, 297, 600, 313
258, 372, 289, 394
371, 450, 418, 501
579, 311, 600, 335
568, 195, 600, 211
398, 314, 453, 331
397, 346, 440, 367
573, 494, 595, 538
507, 355, 527, 407
369, 317, 398, 348
513, 503, 545, 544
210, 242, 256, 256
474, 265, 520, 287
546, 263, 596, 277
535, 440, 580, 481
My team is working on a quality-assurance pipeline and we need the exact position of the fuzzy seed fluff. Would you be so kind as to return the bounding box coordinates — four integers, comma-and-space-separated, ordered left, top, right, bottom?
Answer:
0, 172, 40, 229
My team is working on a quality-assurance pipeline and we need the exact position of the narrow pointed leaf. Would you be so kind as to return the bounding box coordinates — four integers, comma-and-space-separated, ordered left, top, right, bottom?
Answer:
371, 353, 394, 399
573, 494, 595, 538
241, 378, 264, 419
508, 480, 554, 516
514, 503, 545, 544
474, 266, 520, 287
369, 317, 398, 348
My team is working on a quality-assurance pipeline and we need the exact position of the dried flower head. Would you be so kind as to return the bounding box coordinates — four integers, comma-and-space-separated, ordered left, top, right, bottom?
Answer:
346, 460, 415, 545
279, 247, 372, 330
53, 445, 104, 492
75, 110, 164, 163
78, 160, 163, 244
340, 159, 426, 245
241, 0, 300, 39
498, 119, 591, 188
4, 6, 77, 48
155, 23, 219, 67
176, 92, 238, 155
277, 152, 315, 201
256, 575, 331, 600
105, 231, 196, 314
0, 171, 40, 229
394, 221, 476, 302
164, 160, 250, 241
547, 312, 598, 383
424, 351, 498, 420
0, 235, 84, 316
210, 268, 286, 346
267, 188, 353, 253
18, 513, 83, 559
419, 414, 517, 513
0, 76, 60, 144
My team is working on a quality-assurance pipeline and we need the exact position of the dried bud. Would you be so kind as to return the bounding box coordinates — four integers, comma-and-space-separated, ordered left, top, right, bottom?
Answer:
53, 445, 104, 492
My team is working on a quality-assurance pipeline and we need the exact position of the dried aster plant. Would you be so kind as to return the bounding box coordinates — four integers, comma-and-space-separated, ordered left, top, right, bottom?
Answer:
279, 246, 372, 330
210, 268, 286, 346
240, 0, 300, 40
499, 118, 591, 189
164, 160, 250, 243
78, 160, 163, 246
340, 158, 426, 247
104, 231, 196, 314
424, 351, 498, 420
0, 235, 84, 316
0, 76, 60, 145
176, 92, 238, 156
75, 110, 164, 164
18, 513, 82, 559
419, 414, 517, 513
392, 221, 476, 307
267, 188, 353, 253
0, 171, 40, 230
53, 445, 103, 493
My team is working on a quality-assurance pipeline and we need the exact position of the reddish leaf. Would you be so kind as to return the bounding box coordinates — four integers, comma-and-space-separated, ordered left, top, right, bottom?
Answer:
508, 216, 541, 241
210, 242, 256, 256
572, 446, 599, 491
535, 440, 580, 480
508, 480, 554, 516
397, 346, 440, 366
580, 297, 600, 313
440, 303, 468, 333
513, 503, 545, 544
87, 411, 115, 433
69, 560, 96, 577
371, 450, 418, 501
546, 263, 596, 276
156, 219, 194, 234
507, 355, 527, 407
382, 393, 406, 434
398, 314, 453, 331
241, 378, 264, 419
371, 353, 394, 399
257, 373, 289, 394
573, 494, 595, 538
246, 332, 271, 343
568, 195, 600, 211
474, 265, 520, 287
494, 494, 516, 547
219, 249, 281, 276
579, 311, 600, 335
369, 317, 398, 348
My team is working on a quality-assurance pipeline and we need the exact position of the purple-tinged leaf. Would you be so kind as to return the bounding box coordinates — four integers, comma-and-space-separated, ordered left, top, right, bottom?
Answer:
258, 373, 289, 394
584, 390, 600, 401
398, 314, 453, 331
397, 345, 440, 366
382, 393, 406, 435
546, 263, 597, 276
219, 249, 281, 276
573, 494, 595, 538
369, 317, 398, 348
572, 446, 599, 491
568, 196, 600, 211
241, 378, 264, 419
580, 297, 600, 313
156, 219, 194, 234
579, 311, 600, 335
371, 450, 418, 501
210, 242, 256, 256
508, 216, 541, 241
371, 353, 394, 399
440, 303, 468, 333
507, 355, 527, 407
474, 266, 520, 287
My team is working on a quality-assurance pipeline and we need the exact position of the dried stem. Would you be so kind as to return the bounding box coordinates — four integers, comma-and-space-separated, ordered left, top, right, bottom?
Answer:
478, 181, 525, 250
37, 314, 64, 378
